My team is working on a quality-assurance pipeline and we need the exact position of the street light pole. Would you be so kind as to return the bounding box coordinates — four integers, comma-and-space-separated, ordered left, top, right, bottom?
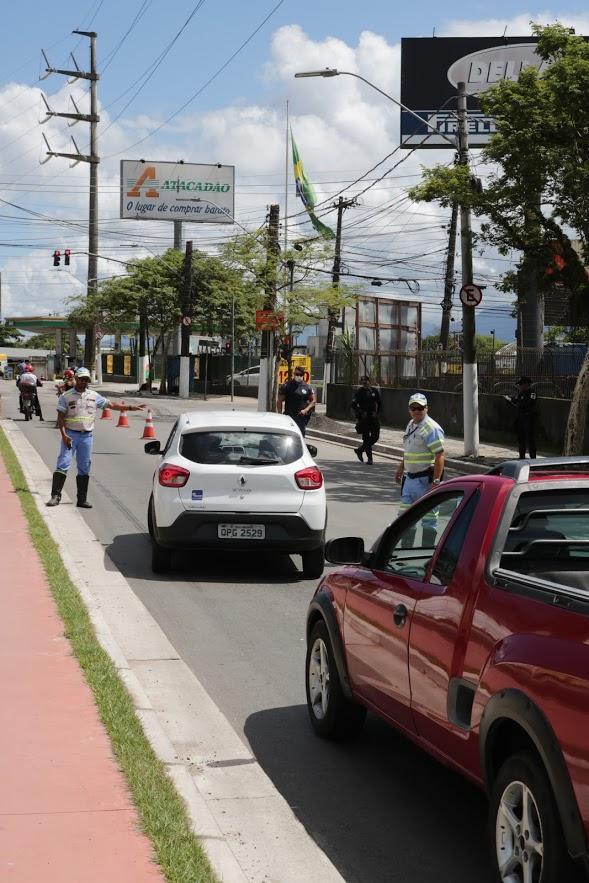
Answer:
457, 81, 479, 456
294, 69, 458, 148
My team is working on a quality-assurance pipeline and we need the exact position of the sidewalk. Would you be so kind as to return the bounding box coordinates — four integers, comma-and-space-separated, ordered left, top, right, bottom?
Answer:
0, 457, 165, 882
93, 381, 525, 473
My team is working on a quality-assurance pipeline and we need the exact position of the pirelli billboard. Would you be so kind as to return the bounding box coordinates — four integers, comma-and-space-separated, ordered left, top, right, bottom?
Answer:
400, 37, 551, 148
120, 160, 235, 222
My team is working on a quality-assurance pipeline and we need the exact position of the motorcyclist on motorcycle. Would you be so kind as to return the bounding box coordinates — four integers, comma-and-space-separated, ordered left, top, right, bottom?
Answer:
17, 363, 44, 420
55, 368, 75, 396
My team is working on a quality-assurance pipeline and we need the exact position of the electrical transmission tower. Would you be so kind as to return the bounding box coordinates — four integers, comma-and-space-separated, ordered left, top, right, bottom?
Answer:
41, 31, 100, 377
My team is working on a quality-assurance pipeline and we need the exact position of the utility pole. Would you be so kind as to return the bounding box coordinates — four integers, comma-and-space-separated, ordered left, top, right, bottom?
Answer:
323, 196, 355, 408
179, 240, 193, 398
171, 218, 183, 361
258, 204, 280, 411
41, 32, 100, 379
440, 202, 458, 349
457, 81, 479, 456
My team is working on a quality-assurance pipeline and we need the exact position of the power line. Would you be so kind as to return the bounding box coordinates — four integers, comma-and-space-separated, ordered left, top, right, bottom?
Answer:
102, 0, 286, 159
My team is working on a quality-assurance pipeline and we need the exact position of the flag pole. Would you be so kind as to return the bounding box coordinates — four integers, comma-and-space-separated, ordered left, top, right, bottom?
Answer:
284, 99, 289, 252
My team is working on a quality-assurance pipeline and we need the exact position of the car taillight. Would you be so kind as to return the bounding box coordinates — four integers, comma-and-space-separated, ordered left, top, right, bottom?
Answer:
158, 463, 190, 487
295, 466, 323, 489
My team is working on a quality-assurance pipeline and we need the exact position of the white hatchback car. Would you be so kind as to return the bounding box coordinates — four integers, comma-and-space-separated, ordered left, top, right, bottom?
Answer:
226, 365, 260, 387
145, 410, 327, 577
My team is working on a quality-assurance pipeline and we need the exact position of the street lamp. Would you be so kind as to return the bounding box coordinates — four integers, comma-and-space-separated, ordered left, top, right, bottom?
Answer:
295, 68, 480, 456
294, 69, 458, 148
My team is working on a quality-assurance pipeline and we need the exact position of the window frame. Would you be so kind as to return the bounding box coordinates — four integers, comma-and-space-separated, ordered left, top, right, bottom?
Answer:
372, 487, 474, 581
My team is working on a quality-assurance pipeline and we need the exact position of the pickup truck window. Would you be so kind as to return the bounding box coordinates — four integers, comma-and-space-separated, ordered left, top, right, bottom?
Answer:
500, 488, 589, 587
431, 492, 480, 586
380, 492, 464, 581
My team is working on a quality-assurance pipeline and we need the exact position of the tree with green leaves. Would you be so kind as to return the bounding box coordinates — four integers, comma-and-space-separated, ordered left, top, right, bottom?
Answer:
410, 24, 589, 453
0, 322, 24, 347
220, 232, 355, 330
68, 248, 258, 391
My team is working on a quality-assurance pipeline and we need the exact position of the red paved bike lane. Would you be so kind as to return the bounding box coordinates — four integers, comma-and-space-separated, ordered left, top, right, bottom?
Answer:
0, 458, 166, 882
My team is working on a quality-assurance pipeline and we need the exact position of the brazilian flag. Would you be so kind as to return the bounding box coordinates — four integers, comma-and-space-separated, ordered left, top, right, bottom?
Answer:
291, 130, 335, 239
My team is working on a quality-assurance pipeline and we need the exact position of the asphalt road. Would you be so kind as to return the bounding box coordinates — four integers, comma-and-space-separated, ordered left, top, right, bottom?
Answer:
4, 382, 493, 883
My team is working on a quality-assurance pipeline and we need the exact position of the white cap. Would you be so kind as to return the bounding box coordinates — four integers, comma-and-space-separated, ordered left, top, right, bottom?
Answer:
75, 367, 91, 379
408, 392, 427, 406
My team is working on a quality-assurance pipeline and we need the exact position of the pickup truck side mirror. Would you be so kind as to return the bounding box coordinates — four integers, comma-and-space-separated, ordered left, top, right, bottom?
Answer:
325, 536, 365, 565
306, 443, 318, 457
144, 440, 161, 455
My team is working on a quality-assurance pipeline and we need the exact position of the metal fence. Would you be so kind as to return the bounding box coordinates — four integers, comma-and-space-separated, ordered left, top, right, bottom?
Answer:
333, 346, 587, 399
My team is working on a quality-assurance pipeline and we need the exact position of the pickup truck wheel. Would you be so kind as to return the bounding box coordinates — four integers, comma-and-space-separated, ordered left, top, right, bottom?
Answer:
301, 546, 325, 579
306, 621, 366, 740
489, 751, 571, 883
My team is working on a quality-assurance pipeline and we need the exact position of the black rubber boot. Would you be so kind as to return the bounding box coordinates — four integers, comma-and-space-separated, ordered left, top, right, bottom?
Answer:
46, 471, 66, 507
354, 446, 364, 463
76, 475, 93, 509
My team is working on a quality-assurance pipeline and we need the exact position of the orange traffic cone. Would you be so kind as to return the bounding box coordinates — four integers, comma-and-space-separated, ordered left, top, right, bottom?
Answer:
100, 405, 112, 420
116, 403, 130, 428
141, 410, 156, 439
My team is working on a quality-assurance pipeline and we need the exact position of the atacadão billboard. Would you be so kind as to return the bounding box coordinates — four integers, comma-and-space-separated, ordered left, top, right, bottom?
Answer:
120, 160, 235, 222
400, 37, 549, 148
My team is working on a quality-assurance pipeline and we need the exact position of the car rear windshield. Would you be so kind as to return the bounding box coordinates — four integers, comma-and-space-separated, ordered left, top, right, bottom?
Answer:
500, 488, 589, 588
180, 430, 303, 465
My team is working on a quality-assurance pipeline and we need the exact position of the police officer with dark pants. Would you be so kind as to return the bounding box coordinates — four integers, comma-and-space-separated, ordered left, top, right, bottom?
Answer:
278, 368, 316, 436
505, 376, 538, 458
352, 375, 381, 464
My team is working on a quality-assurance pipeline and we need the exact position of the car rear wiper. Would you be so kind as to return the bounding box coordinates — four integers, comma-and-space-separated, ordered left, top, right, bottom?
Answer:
239, 456, 280, 465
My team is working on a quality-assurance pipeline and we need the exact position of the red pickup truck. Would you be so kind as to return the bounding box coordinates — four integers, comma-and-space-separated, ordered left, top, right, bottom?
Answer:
305, 458, 589, 883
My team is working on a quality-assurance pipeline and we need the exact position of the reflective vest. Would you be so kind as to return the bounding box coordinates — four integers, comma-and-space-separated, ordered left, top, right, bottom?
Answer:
403, 415, 444, 474
62, 388, 102, 433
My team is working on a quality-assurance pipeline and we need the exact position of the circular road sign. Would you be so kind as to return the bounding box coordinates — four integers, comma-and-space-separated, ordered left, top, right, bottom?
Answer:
181, 316, 192, 326
459, 283, 483, 307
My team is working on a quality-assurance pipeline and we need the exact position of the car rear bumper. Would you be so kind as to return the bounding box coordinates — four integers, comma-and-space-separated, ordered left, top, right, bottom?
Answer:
154, 511, 325, 552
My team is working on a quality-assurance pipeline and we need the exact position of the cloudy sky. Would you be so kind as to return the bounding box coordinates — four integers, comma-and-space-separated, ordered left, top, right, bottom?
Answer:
1, 0, 588, 341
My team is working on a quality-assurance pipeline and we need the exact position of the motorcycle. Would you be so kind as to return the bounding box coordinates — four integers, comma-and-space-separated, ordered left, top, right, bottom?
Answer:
20, 386, 36, 421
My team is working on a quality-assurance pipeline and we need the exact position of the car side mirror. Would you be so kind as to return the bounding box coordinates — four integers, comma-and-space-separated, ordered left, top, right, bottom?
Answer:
306, 443, 318, 457
144, 440, 161, 455
325, 536, 365, 565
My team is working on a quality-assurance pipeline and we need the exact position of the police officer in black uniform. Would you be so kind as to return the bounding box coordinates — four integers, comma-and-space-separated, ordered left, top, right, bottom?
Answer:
278, 367, 316, 436
352, 375, 381, 464
505, 376, 538, 458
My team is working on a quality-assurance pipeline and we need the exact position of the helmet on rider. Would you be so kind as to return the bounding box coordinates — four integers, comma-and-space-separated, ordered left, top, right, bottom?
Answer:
63, 368, 75, 379
24, 363, 33, 372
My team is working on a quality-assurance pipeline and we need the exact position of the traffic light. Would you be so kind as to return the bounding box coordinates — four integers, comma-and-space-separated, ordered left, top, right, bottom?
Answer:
53, 250, 61, 267
64, 249, 71, 266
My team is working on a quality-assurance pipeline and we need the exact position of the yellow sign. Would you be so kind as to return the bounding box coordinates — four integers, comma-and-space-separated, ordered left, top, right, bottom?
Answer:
106, 355, 114, 374
123, 355, 131, 376
278, 355, 311, 385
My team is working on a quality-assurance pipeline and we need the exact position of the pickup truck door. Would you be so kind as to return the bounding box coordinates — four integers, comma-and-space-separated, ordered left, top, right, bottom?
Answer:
408, 487, 483, 764
344, 489, 468, 734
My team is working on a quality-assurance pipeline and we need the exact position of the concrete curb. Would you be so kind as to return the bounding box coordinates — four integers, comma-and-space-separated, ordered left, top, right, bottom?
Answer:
1, 418, 344, 883
307, 427, 493, 476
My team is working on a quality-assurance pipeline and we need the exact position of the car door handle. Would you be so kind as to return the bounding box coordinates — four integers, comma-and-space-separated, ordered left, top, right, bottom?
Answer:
393, 604, 408, 628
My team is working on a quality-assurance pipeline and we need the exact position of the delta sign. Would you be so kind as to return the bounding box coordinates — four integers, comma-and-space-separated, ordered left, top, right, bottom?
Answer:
120, 160, 235, 222
400, 37, 556, 148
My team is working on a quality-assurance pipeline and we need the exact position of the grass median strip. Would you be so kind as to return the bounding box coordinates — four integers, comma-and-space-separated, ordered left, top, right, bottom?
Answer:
0, 427, 218, 883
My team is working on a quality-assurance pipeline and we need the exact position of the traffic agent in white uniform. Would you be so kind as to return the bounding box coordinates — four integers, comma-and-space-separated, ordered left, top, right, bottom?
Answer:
46, 367, 144, 508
